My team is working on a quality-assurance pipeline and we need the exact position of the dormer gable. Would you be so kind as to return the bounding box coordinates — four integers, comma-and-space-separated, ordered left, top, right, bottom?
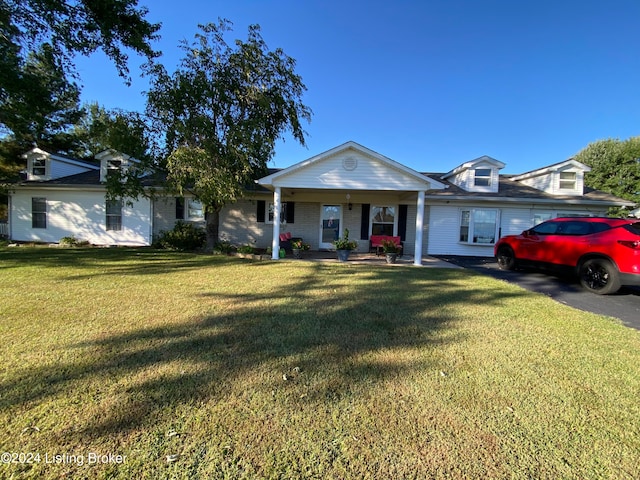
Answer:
97, 149, 140, 183
510, 159, 590, 196
441, 156, 505, 193
22, 147, 98, 181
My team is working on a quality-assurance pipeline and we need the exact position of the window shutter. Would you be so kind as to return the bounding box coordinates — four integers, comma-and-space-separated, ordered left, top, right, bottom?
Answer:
175, 197, 184, 220
285, 202, 295, 223
256, 200, 265, 222
398, 204, 408, 241
360, 204, 370, 239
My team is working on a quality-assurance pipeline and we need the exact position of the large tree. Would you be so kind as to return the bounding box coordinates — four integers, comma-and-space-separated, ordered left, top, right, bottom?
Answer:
574, 136, 640, 215
145, 19, 312, 249
70, 103, 154, 161
0, 0, 160, 139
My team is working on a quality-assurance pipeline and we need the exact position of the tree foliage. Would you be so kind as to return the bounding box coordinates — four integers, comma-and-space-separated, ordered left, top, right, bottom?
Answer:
0, 0, 160, 141
71, 103, 154, 161
0, 43, 83, 148
145, 19, 312, 247
575, 136, 640, 213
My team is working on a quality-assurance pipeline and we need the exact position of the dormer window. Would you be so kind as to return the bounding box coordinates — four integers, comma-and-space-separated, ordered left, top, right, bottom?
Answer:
32, 157, 46, 176
474, 168, 491, 187
559, 171, 576, 190
107, 160, 122, 179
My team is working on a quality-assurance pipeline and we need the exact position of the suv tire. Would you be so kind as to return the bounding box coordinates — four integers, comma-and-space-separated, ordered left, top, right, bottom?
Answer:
579, 258, 621, 295
496, 246, 517, 271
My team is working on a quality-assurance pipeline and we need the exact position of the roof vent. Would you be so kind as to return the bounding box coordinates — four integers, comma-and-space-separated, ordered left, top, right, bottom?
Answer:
343, 156, 358, 171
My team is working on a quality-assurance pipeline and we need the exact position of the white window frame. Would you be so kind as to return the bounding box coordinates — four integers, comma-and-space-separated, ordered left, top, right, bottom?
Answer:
370, 205, 397, 236
267, 202, 288, 224
106, 160, 122, 179
474, 168, 492, 187
532, 211, 554, 226
459, 208, 499, 245
106, 199, 123, 231
559, 171, 577, 190
32, 197, 47, 229
31, 158, 47, 177
186, 198, 204, 220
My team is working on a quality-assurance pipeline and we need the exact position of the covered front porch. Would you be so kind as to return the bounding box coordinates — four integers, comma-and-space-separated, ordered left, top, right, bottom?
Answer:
255, 142, 446, 266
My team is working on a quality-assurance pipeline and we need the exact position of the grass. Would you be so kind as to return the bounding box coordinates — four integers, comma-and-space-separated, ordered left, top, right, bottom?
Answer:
0, 247, 639, 479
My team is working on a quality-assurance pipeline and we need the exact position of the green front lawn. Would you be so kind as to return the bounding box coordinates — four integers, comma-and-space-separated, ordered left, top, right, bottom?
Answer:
0, 247, 639, 479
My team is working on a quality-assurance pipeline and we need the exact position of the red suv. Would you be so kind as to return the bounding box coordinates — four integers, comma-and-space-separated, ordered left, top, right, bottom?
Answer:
494, 217, 640, 294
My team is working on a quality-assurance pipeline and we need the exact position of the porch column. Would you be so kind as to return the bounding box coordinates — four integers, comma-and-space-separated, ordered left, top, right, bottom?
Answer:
413, 190, 425, 266
271, 187, 282, 260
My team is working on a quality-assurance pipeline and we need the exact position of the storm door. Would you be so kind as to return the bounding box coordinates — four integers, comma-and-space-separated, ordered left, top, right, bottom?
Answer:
319, 205, 342, 249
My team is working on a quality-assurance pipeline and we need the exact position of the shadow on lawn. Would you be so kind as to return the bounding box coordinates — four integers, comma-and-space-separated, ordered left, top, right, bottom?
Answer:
0, 246, 239, 277
1, 259, 529, 442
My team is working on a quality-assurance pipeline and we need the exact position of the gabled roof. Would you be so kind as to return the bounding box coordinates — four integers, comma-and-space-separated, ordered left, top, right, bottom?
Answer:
258, 141, 446, 190
22, 147, 100, 170
510, 158, 590, 181
95, 149, 141, 164
441, 155, 505, 180
421, 172, 633, 206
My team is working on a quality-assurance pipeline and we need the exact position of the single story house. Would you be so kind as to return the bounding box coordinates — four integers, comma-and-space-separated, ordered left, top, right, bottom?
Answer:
8, 141, 634, 264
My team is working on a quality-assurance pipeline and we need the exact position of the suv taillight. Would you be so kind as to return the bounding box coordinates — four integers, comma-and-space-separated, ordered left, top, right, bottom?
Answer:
618, 240, 640, 249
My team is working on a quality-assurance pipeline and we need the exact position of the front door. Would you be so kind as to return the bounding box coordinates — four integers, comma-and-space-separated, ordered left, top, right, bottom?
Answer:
319, 205, 342, 249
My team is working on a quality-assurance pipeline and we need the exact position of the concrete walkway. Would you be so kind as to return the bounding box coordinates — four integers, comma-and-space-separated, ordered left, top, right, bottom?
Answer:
288, 250, 462, 268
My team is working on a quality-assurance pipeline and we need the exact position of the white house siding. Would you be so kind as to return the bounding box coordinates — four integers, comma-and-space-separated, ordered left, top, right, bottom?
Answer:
427, 204, 612, 257
152, 196, 176, 238
271, 151, 434, 191
498, 208, 535, 237
10, 188, 152, 246
426, 205, 496, 256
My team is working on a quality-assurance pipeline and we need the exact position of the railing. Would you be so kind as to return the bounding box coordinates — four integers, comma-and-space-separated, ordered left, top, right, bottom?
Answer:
0, 222, 8, 237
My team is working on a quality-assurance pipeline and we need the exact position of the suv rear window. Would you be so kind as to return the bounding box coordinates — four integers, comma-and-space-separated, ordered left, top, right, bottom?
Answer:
623, 222, 640, 236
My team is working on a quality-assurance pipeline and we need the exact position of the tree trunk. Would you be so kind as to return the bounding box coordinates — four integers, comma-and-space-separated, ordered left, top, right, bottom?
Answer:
205, 208, 220, 251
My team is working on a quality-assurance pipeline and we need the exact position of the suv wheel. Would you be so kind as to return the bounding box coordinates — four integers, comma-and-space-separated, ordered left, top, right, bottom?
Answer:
578, 258, 621, 295
496, 246, 516, 270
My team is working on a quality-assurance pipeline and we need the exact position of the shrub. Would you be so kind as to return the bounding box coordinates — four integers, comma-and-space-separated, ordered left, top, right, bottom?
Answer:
237, 244, 255, 254
213, 240, 235, 255
59, 236, 90, 247
153, 221, 206, 251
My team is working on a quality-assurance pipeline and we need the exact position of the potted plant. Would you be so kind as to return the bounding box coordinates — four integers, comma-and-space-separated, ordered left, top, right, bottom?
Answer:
291, 239, 310, 259
381, 239, 401, 264
333, 229, 358, 262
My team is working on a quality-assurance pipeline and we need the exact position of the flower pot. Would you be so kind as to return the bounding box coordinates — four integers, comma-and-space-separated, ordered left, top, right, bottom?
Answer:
385, 252, 398, 264
336, 249, 351, 262
292, 248, 302, 259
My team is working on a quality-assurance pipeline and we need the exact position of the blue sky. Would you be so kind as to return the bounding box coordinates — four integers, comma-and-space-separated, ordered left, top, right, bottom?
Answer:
75, 0, 640, 174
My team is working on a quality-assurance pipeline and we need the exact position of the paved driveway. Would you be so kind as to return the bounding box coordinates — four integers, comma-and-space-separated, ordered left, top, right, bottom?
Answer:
437, 256, 640, 331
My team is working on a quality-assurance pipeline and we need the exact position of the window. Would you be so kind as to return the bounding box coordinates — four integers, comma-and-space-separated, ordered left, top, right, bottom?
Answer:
175, 197, 203, 220
32, 197, 47, 229
107, 160, 122, 179
474, 168, 491, 187
187, 199, 203, 220
268, 202, 288, 224
531, 221, 560, 235
371, 206, 395, 235
532, 212, 554, 226
559, 171, 577, 190
106, 199, 123, 231
460, 209, 498, 244
32, 158, 46, 176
